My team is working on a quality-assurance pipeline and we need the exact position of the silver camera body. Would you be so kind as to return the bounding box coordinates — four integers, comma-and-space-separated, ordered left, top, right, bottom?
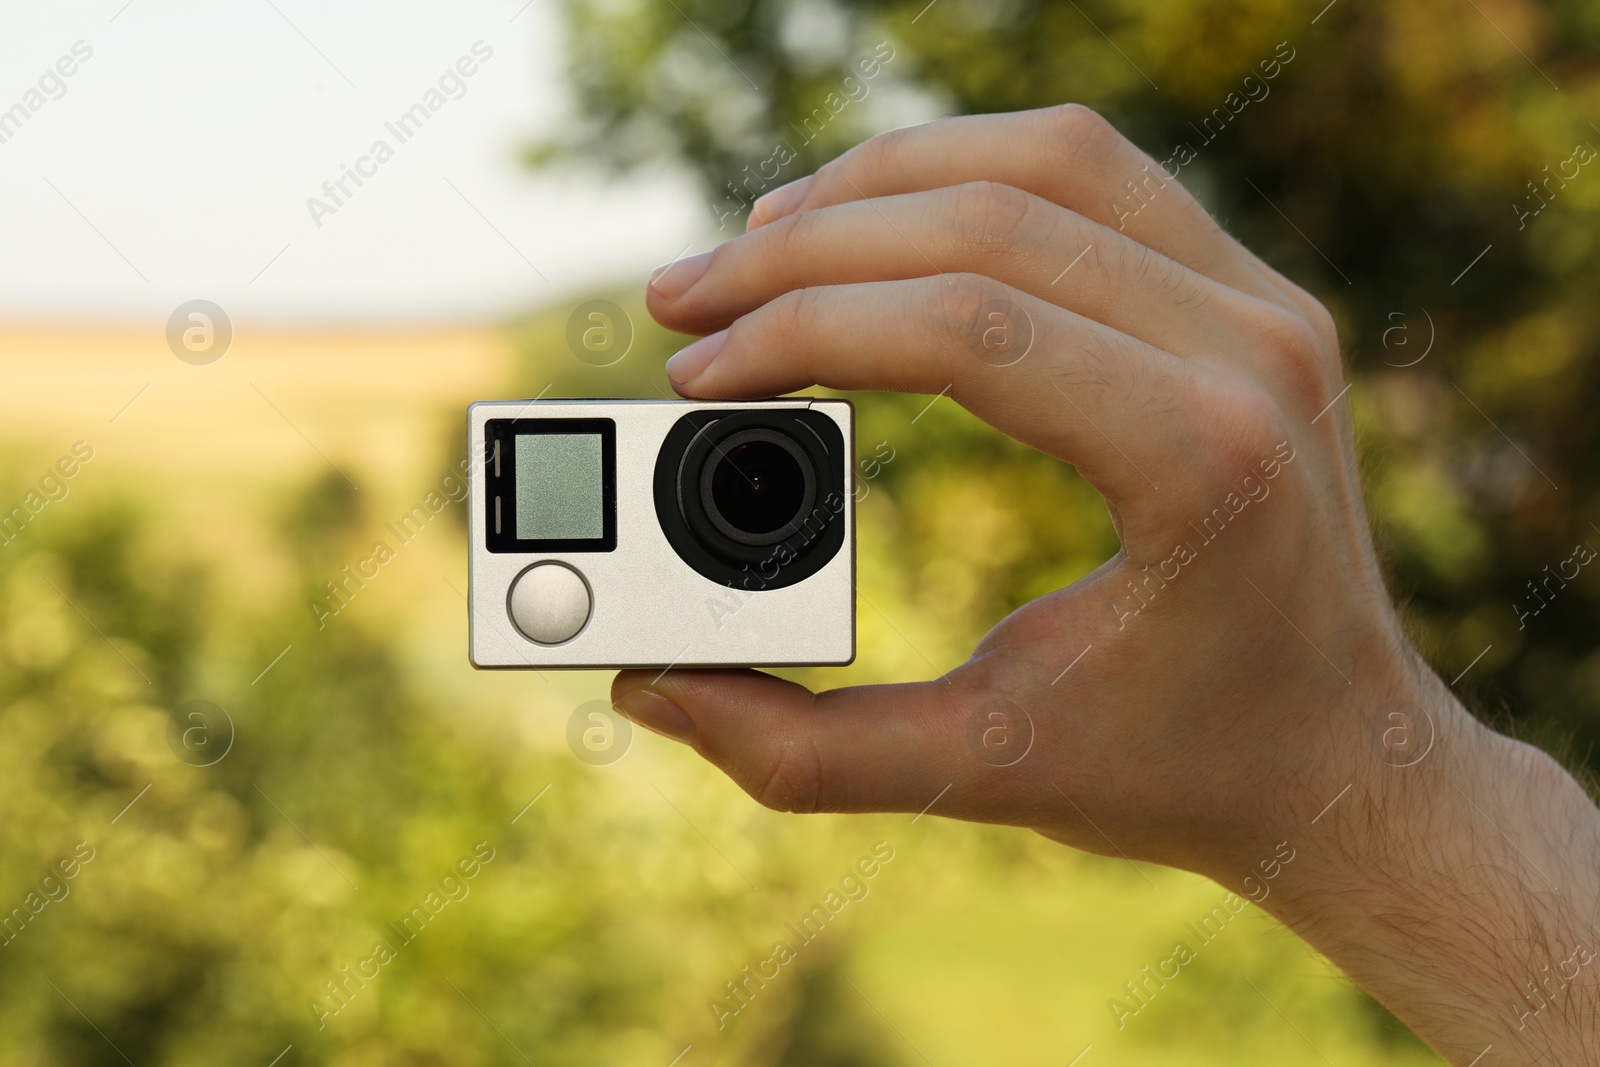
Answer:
467, 398, 855, 669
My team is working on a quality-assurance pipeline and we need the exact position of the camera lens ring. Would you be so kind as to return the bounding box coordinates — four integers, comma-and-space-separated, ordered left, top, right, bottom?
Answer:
697, 428, 816, 547
653, 407, 848, 590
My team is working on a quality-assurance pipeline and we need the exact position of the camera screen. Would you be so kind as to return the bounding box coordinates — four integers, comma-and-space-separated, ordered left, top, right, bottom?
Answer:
514, 433, 604, 540
483, 416, 616, 553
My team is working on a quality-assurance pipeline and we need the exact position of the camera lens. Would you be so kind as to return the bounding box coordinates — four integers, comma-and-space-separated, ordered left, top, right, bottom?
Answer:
709, 440, 806, 536
700, 428, 815, 546
654, 408, 846, 589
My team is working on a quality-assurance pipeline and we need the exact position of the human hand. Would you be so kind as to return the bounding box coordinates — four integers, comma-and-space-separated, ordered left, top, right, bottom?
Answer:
617, 104, 1412, 877
614, 106, 1600, 1064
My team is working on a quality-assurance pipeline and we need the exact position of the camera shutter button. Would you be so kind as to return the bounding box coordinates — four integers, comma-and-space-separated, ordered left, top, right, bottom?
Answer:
508, 562, 592, 645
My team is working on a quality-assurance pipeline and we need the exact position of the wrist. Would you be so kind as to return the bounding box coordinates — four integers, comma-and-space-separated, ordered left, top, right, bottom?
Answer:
1241, 654, 1600, 1064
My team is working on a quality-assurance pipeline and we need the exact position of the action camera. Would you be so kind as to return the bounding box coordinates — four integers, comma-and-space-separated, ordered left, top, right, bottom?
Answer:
466, 398, 855, 669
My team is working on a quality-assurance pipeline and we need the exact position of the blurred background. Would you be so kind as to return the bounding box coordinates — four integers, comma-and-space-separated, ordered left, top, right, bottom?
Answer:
1, 0, 1596, 1063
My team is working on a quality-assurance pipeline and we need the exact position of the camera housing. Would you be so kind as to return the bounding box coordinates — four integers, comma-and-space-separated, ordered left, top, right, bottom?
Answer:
467, 398, 854, 668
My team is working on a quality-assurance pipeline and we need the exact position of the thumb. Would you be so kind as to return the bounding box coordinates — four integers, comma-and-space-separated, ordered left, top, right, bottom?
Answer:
611, 668, 984, 815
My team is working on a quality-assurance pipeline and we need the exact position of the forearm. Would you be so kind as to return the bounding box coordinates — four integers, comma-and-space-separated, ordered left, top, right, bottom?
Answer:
1256, 662, 1600, 1064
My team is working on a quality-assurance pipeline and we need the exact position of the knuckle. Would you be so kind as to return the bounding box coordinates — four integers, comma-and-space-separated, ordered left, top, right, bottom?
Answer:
933, 272, 1012, 351
1251, 304, 1335, 409
1197, 377, 1290, 476
765, 284, 825, 342
1047, 102, 1116, 160
748, 738, 826, 814
951, 180, 1037, 254
1303, 300, 1340, 351
853, 124, 915, 182
765, 204, 823, 265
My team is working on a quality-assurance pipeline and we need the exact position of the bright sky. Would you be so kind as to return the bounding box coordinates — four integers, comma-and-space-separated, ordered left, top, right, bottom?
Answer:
0, 0, 705, 325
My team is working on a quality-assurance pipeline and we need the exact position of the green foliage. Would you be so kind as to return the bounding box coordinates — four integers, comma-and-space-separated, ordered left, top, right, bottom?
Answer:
538, 0, 1600, 769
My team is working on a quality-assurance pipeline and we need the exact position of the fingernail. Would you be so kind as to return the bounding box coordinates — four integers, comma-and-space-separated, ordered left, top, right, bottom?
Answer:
749, 175, 813, 229
665, 329, 726, 386
648, 251, 713, 301
616, 689, 696, 746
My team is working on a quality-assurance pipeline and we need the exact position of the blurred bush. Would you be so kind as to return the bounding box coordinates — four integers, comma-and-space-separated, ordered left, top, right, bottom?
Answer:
0, 485, 912, 1065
